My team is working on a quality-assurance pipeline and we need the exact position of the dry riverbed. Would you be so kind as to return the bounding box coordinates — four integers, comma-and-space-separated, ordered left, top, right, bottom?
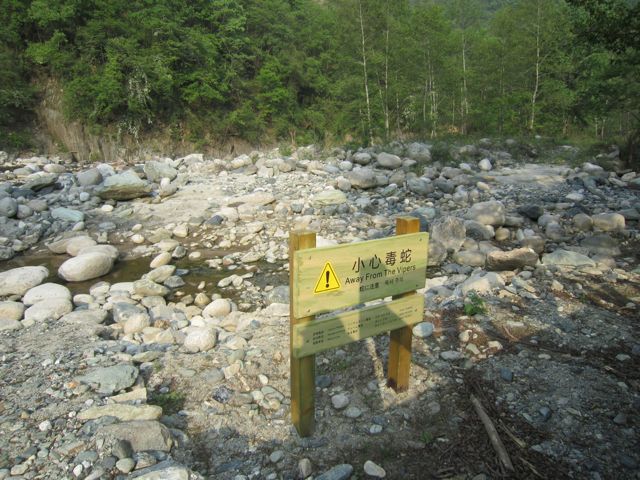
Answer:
0, 140, 638, 479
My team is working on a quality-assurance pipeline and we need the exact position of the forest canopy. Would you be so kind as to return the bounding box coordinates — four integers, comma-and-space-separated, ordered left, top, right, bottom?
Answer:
0, 0, 638, 153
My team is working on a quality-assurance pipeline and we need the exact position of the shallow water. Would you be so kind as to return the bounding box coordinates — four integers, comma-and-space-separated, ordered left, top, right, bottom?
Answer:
1, 249, 288, 299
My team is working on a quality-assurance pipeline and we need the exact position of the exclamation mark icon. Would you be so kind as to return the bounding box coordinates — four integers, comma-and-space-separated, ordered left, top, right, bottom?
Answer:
325, 271, 330, 288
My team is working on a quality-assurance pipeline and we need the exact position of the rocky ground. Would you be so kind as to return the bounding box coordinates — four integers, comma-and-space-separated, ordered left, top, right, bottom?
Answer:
0, 139, 638, 480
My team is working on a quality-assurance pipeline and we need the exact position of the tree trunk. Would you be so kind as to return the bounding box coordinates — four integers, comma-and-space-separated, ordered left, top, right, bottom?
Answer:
358, 0, 373, 146
461, 32, 469, 135
529, 1, 541, 132
383, 0, 390, 141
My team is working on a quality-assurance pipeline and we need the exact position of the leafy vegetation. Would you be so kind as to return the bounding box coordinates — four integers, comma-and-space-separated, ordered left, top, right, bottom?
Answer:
464, 292, 488, 316
0, 0, 637, 158
149, 390, 186, 415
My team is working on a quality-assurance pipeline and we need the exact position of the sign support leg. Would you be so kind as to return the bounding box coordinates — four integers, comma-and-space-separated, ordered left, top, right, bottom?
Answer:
387, 217, 420, 392
290, 231, 316, 437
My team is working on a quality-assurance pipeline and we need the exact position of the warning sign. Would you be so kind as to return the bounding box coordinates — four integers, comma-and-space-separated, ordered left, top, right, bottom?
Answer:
313, 262, 341, 293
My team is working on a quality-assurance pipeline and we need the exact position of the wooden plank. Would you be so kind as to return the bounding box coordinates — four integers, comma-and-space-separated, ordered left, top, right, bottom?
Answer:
292, 294, 424, 358
292, 232, 429, 317
387, 217, 421, 393
289, 231, 316, 437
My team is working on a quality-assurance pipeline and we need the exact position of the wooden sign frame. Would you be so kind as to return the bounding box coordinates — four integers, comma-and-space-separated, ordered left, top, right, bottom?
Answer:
289, 217, 426, 437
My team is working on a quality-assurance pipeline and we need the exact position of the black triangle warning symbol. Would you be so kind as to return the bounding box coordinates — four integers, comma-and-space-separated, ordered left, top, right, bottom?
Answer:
314, 262, 341, 293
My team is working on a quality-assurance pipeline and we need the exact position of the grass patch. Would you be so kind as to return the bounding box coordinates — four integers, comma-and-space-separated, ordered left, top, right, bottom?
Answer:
464, 293, 487, 316
149, 390, 186, 415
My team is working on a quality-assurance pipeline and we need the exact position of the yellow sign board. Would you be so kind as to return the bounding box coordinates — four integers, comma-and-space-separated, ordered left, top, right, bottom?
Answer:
292, 294, 424, 358
292, 232, 429, 318
313, 262, 341, 293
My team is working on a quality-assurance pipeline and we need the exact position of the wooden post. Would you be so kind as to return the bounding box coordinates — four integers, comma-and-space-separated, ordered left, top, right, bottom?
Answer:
290, 230, 316, 436
387, 216, 420, 392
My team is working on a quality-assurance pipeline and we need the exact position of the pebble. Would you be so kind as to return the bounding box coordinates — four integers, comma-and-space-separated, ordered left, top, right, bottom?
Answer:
364, 460, 386, 478
331, 393, 349, 410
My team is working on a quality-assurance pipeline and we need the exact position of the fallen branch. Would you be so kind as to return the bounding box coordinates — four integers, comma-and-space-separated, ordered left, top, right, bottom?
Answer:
470, 393, 515, 472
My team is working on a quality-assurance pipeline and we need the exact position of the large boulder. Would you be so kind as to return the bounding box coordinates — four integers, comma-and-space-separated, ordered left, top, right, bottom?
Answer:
51, 207, 85, 223
592, 213, 625, 231
430, 216, 466, 253
0, 197, 18, 218
465, 201, 506, 226
76, 168, 103, 187
143, 161, 178, 182
75, 364, 139, 395
23, 283, 71, 306
0, 266, 49, 296
376, 152, 403, 169
58, 253, 114, 282
542, 249, 595, 267
312, 190, 348, 207
24, 298, 73, 322
0, 301, 25, 321
96, 421, 172, 452
406, 177, 434, 196
406, 142, 431, 162
97, 170, 151, 200
486, 247, 538, 271
346, 168, 377, 189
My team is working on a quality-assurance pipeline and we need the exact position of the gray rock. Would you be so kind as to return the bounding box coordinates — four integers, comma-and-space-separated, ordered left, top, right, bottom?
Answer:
427, 240, 447, 266
344, 406, 362, 418
376, 152, 403, 169
0, 318, 22, 331
464, 220, 494, 240
97, 170, 151, 200
78, 404, 161, 421
133, 278, 169, 297
465, 201, 505, 226
0, 266, 49, 296
96, 421, 172, 452
76, 168, 103, 186
60, 310, 108, 324
542, 250, 595, 267
299, 458, 313, 478
430, 216, 466, 253
312, 190, 347, 207
573, 213, 593, 231
412, 322, 434, 338
24, 298, 73, 322
266, 285, 289, 304
518, 205, 544, 221
203, 298, 232, 318
440, 351, 463, 361
0, 301, 25, 321
58, 253, 114, 282
452, 250, 486, 267
183, 328, 217, 352
592, 213, 625, 231
65, 236, 97, 256
128, 461, 190, 480
458, 272, 505, 295
76, 364, 138, 395
77, 244, 119, 261
486, 248, 538, 271
500, 368, 514, 382
406, 142, 431, 162
364, 460, 386, 478
580, 235, 621, 256
0, 197, 17, 218
352, 152, 372, 165
433, 178, 455, 194
23, 283, 71, 306
51, 207, 85, 223
23, 172, 57, 190
316, 464, 353, 480
346, 169, 377, 189
331, 393, 349, 410
144, 161, 178, 182
406, 177, 434, 196
478, 158, 492, 171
